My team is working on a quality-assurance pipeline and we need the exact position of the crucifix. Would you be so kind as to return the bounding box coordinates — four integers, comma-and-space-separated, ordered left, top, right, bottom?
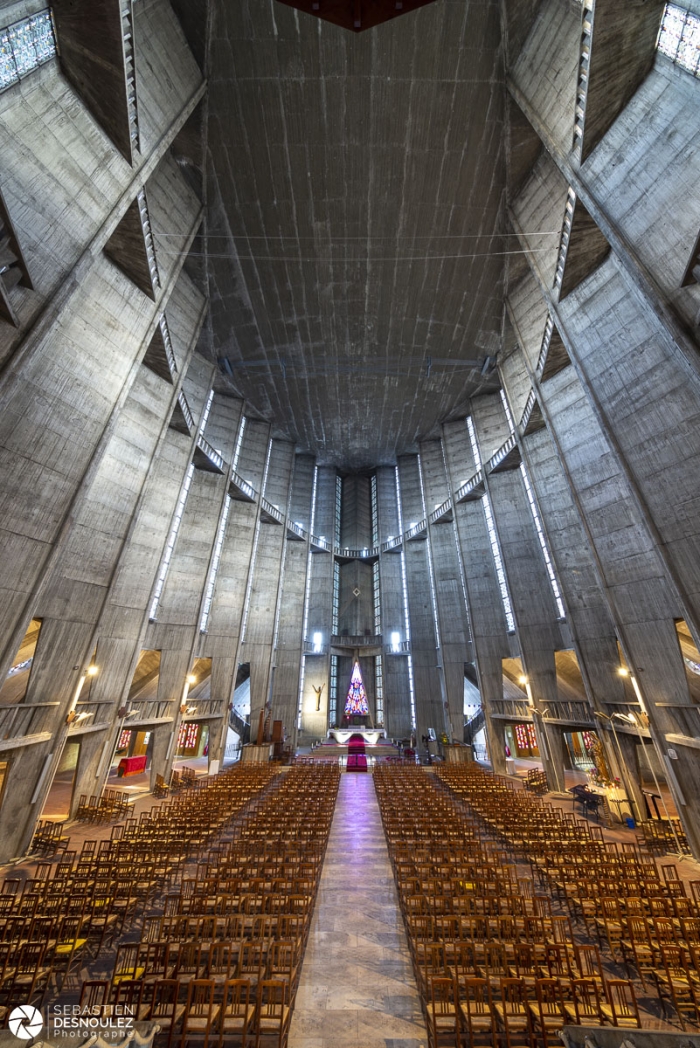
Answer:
312, 683, 325, 711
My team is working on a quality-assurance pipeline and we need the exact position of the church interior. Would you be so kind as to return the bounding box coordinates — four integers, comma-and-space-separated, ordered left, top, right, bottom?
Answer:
0, 0, 700, 1043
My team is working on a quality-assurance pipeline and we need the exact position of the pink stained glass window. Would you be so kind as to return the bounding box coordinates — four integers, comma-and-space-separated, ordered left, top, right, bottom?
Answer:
344, 661, 369, 717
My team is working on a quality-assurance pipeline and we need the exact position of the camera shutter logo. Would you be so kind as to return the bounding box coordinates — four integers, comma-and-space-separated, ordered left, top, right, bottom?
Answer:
9, 1006, 42, 1040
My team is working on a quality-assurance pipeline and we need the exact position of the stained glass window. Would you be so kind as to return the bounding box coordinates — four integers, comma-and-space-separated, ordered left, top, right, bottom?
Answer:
117, 729, 131, 751
514, 724, 529, 751
177, 722, 199, 750
1, 12, 56, 93
344, 661, 369, 717
657, 4, 700, 77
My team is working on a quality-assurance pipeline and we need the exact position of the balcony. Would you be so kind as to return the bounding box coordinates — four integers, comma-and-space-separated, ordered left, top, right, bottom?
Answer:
181, 699, 223, 721
0, 701, 60, 749
170, 391, 195, 436
310, 534, 331, 553
303, 640, 328, 656
335, 546, 379, 561
384, 639, 411, 655
454, 470, 485, 503
286, 521, 307, 542
124, 698, 176, 726
260, 497, 284, 524
519, 389, 546, 437
381, 535, 403, 553
332, 634, 383, 652
404, 520, 427, 541
229, 470, 256, 503
193, 434, 225, 474
428, 498, 453, 525
486, 435, 521, 474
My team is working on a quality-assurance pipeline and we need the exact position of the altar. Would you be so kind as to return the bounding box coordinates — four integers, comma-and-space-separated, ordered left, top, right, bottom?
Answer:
328, 728, 386, 746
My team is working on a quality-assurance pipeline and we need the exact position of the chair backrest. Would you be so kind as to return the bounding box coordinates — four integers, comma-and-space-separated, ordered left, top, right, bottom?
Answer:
222, 978, 252, 1015
607, 979, 640, 1026
151, 979, 181, 1018
572, 978, 601, 1020
80, 980, 109, 1009
429, 975, 456, 1006
185, 979, 216, 1018
257, 978, 287, 1016
535, 978, 561, 1012
462, 977, 493, 1018
575, 943, 603, 979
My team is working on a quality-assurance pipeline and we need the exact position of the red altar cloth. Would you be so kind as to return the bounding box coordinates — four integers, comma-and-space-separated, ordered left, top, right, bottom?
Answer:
117, 755, 147, 777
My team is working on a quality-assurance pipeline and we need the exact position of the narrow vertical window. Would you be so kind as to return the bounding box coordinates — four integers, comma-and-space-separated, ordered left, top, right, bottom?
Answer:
149, 463, 195, 621
375, 654, 384, 727
199, 495, 231, 633
372, 560, 381, 635
297, 466, 318, 728
232, 416, 246, 472
520, 463, 566, 619
335, 474, 342, 545
395, 466, 417, 731
417, 454, 441, 649
329, 655, 338, 726
467, 416, 515, 633
370, 474, 378, 545
332, 561, 340, 635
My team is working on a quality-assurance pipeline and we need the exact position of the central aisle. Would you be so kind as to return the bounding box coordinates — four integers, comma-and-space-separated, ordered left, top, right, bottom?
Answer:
288, 771, 427, 1048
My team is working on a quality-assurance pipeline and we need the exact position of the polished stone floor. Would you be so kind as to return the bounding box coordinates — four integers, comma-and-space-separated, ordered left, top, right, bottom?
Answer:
288, 772, 427, 1048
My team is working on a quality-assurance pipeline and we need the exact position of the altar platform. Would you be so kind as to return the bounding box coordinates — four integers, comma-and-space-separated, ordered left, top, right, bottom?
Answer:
327, 727, 386, 746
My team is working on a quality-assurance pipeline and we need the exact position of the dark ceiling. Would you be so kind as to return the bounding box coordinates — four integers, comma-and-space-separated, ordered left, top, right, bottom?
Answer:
205, 0, 506, 470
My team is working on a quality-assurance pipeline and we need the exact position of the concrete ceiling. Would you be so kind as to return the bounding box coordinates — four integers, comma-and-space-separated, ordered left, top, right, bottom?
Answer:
205, 0, 506, 470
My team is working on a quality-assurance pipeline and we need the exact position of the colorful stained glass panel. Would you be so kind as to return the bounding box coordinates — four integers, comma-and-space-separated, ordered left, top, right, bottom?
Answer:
344, 661, 369, 716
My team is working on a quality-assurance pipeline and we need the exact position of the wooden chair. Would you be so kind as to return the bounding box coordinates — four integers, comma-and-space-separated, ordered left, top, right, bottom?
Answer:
146, 978, 185, 1048
219, 978, 256, 1048
425, 975, 459, 1048
180, 978, 220, 1048
562, 978, 604, 1027
494, 979, 534, 1048
457, 977, 496, 1048
528, 979, 564, 1048
255, 979, 290, 1048
600, 979, 641, 1029
654, 945, 700, 1029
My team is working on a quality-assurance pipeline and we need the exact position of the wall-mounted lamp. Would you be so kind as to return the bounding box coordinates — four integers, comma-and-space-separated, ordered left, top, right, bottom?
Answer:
519, 675, 528, 685
86, 664, 99, 677
186, 674, 197, 685
617, 667, 629, 677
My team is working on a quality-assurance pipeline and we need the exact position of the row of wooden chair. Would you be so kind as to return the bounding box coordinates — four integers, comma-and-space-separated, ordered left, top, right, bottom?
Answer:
374, 766, 651, 1048
80, 976, 289, 1048
94, 764, 340, 1048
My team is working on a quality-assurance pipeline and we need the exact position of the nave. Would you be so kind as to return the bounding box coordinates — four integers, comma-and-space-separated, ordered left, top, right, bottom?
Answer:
3, 762, 700, 1048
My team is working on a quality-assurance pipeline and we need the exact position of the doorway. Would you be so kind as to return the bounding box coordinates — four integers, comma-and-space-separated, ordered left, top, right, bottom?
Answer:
41, 741, 80, 820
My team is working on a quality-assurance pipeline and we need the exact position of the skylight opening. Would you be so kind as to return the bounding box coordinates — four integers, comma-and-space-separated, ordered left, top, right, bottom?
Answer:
0, 11, 56, 93
657, 4, 700, 77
